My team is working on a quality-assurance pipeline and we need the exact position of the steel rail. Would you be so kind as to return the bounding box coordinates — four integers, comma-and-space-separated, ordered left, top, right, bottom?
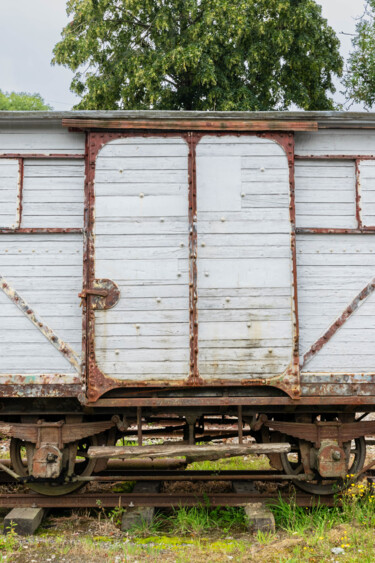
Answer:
0, 491, 335, 508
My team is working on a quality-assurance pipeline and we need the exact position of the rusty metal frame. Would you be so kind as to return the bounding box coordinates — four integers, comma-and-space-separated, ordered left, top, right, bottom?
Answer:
0, 152, 85, 234
295, 154, 375, 234
81, 128, 300, 403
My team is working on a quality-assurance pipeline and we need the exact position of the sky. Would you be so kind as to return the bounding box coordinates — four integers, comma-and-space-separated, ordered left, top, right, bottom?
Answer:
0, 0, 367, 111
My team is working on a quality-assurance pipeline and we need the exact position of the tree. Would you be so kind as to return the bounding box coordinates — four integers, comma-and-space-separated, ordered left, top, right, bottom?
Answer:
345, 2, 375, 108
52, 0, 343, 111
0, 91, 51, 111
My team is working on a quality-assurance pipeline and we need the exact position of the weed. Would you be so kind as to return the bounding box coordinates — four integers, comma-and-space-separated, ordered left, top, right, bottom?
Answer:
0, 522, 19, 553
256, 529, 276, 545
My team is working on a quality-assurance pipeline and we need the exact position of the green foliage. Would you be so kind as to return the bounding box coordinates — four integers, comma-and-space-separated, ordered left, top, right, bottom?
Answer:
345, 2, 375, 108
52, 0, 343, 111
0, 90, 51, 111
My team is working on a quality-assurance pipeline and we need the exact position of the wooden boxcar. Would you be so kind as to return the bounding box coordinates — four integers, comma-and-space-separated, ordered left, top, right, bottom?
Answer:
1, 111, 375, 495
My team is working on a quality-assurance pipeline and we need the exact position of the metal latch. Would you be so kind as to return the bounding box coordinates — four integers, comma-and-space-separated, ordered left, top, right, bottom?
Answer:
78, 279, 120, 310
79, 288, 109, 299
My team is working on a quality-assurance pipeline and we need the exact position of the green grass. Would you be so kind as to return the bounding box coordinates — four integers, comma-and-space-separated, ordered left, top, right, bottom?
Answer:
187, 454, 270, 471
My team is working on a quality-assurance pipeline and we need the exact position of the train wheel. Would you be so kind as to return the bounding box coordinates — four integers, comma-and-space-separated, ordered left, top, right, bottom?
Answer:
10, 436, 98, 496
280, 436, 366, 495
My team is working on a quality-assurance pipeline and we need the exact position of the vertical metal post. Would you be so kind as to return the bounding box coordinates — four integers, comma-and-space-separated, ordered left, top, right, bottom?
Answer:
137, 407, 143, 446
188, 423, 195, 445
238, 405, 243, 444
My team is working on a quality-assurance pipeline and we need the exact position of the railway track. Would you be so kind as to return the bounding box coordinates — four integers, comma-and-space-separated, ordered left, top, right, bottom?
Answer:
0, 466, 372, 508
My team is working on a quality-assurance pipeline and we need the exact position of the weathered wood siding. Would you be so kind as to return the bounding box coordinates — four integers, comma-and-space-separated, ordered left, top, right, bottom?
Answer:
297, 234, 375, 372
295, 160, 356, 228
359, 161, 375, 227
94, 137, 190, 381
0, 123, 85, 155
295, 130, 375, 376
0, 159, 19, 229
0, 125, 85, 383
196, 136, 294, 379
0, 233, 83, 376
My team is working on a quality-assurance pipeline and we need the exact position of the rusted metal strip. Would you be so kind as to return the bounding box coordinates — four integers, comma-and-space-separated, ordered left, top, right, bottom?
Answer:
295, 155, 375, 160
0, 276, 81, 373
89, 395, 375, 407
16, 158, 24, 229
296, 228, 375, 234
0, 491, 334, 508
62, 118, 318, 132
0, 383, 82, 398
302, 278, 375, 369
0, 154, 85, 159
355, 159, 362, 229
0, 228, 83, 234
188, 133, 200, 384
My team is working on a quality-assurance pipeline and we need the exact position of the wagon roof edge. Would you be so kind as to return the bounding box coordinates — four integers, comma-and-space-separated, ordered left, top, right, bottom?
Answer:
0, 110, 375, 129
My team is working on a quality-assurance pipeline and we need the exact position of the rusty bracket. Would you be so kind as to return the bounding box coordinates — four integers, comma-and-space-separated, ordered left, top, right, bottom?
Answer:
79, 279, 120, 310
265, 419, 375, 447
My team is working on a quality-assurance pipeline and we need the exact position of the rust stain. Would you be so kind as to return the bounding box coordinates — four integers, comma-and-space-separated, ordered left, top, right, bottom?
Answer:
0, 276, 81, 373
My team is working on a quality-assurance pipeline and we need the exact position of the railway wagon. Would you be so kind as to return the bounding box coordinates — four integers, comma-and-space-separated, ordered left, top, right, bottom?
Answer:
1, 111, 375, 495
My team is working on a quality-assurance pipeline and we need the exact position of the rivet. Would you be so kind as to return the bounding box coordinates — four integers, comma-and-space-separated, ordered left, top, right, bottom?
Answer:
260, 167, 265, 172
177, 272, 182, 277
226, 297, 230, 302
220, 217, 225, 222
241, 192, 245, 198
139, 193, 144, 198
204, 272, 209, 277
119, 169, 123, 173
268, 349, 273, 354
5, 249, 8, 253
115, 350, 120, 355
18, 249, 22, 253
156, 297, 161, 303
247, 322, 252, 328
160, 218, 165, 222
135, 324, 140, 329
201, 242, 206, 247
180, 242, 184, 247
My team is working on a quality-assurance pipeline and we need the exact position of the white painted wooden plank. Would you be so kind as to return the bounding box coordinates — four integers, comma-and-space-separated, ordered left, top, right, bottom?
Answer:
0, 159, 18, 228
242, 194, 289, 208
197, 258, 292, 288
95, 310, 189, 323
95, 259, 188, 281
95, 219, 188, 235
295, 131, 375, 156
95, 169, 187, 183
296, 215, 357, 229
95, 322, 189, 337
0, 127, 85, 154
296, 190, 354, 203
96, 195, 187, 217
197, 220, 292, 234
96, 156, 187, 170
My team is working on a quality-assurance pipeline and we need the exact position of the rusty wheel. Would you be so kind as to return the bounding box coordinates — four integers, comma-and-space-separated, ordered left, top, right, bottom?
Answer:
280, 436, 366, 495
10, 436, 98, 496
